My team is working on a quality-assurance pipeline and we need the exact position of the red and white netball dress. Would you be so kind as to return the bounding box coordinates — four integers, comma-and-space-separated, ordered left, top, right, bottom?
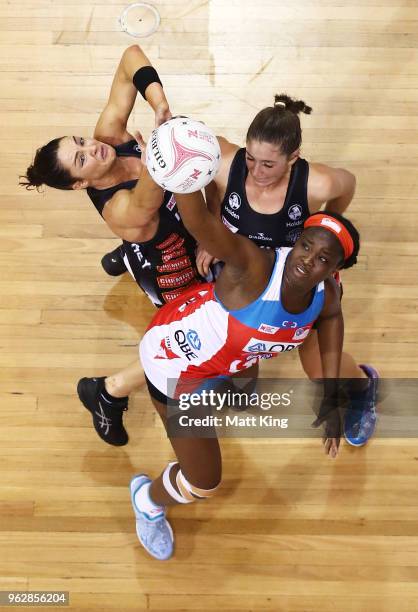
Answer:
140, 248, 325, 398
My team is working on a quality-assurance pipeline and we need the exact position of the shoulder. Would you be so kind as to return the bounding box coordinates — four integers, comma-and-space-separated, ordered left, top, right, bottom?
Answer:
308, 162, 356, 206
215, 137, 241, 189
308, 163, 337, 200
102, 188, 132, 223
103, 187, 159, 242
217, 136, 240, 170
217, 136, 240, 157
319, 276, 342, 318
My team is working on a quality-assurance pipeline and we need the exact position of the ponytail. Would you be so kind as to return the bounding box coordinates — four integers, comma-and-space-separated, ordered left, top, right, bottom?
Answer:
246, 93, 312, 157
19, 137, 75, 191
273, 93, 312, 116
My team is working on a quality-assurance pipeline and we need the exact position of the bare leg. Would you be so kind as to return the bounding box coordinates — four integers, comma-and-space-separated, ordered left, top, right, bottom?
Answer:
105, 361, 146, 398
104, 353, 258, 400
148, 397, 222, 507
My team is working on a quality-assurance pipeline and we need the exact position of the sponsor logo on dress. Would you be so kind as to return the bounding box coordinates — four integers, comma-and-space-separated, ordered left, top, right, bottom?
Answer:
174, 330, 198, 360
157, 268, 195, 288
156, 233, 179, 250
286, 220, 303, 228
154, 337, 179, 360
249, 232, 273, 242
288, 204, 302, 220
186, 329, 201, 351
285, 228, 302, 244
281, 320, 298, 329
134, 144, 141, 153
157, 255, 191, 273
222, 215, 238, 233
131, 243, 151, 269
292, 326, 311, 341
258, 323, 280, 334
228, 192, 241, 210
225, 206, 240, 220
162, 286, 195, 302
166, 195, 176, 211
243, 338, 299, 353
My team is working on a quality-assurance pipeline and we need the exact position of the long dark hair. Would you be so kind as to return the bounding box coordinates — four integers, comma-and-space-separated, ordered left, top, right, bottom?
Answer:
19, 137, 75, 191
246, 93, 312, 157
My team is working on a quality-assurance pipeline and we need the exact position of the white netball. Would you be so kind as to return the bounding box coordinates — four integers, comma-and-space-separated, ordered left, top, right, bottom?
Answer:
145, 117, 221, 193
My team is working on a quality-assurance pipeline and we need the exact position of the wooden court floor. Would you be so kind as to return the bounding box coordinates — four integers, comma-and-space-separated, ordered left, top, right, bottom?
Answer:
1, 1, 418, 610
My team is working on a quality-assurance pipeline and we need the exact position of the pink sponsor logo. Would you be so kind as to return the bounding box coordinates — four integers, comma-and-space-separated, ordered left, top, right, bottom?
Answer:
164, 128, 214, 179
258, 323, 280, 335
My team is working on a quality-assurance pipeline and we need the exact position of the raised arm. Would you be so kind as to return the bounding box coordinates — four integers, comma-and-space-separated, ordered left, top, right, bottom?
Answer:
195, 136, 240, 275
103, 161, 165, 242
175, 191, 262, 274
94, 45, 171, 145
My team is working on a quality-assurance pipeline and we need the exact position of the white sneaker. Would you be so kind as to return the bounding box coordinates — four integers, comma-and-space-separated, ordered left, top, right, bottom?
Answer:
130, 474, 174, 560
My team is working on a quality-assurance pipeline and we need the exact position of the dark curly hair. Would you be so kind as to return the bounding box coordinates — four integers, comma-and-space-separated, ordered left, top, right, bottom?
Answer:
19, 137, 76, 191
305, 211, 360, 270
246, 93, 312, 157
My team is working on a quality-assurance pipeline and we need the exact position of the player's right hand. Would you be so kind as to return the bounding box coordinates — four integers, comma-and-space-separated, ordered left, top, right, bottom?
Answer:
155, 103, 172, 127
196, 244, 217, 277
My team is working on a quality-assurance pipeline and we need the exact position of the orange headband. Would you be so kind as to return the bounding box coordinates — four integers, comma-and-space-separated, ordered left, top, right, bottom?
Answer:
303, 214, 354, 260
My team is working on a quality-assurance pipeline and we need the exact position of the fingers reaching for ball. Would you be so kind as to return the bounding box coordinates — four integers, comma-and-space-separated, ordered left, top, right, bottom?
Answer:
134, 130, 147, 151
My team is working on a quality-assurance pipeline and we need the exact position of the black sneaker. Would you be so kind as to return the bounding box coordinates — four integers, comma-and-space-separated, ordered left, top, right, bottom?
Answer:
77, 377, 129, 446
101, 246, 126, 276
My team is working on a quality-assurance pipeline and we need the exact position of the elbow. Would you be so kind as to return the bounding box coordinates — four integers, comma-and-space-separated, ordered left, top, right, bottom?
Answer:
127, 44, 142, 54
123, 44, 146, 64
347, 170, 356, 196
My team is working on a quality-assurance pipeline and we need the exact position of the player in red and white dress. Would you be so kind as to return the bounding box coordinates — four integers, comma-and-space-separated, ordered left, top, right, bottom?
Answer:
140, 247, 325, 400
78, 185, 360, 559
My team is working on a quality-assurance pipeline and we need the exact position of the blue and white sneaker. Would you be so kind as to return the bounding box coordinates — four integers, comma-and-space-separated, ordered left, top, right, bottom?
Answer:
130, 475, 174, 561
344, 364, 379, 447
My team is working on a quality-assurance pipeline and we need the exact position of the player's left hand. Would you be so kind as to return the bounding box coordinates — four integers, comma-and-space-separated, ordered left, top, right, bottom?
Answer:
324, 436, 340, 458
312, 396, 342, 459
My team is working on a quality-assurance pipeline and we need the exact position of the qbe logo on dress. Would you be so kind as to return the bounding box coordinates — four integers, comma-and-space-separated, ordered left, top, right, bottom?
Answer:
292, 326, 311, 341
243, 338, 298, 353
228, 192, 241, 210
186, 329, 202, 351
288, 204, 302, 220
174, 329, 201, 361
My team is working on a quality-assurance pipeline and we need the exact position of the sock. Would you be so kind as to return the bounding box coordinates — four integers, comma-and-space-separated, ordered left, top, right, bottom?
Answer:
100, 383, 128, 407
134, 481, 164, 519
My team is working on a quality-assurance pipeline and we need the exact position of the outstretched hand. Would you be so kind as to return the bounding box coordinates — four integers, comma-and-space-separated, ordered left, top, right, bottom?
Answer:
312, 396, 342, 459
323, 436, 340, 459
